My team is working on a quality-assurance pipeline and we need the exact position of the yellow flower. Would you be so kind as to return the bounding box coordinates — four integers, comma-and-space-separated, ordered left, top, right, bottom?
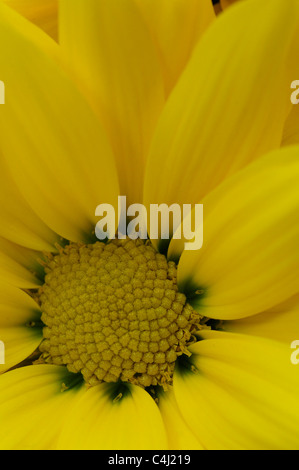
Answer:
0, 0, 299, 450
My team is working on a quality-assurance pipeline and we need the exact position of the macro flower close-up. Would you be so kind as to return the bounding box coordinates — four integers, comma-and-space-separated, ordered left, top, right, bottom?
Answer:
0, 0, 299, 451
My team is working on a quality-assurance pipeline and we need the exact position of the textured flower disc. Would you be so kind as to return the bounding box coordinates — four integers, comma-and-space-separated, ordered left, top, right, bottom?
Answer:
38, 239, 203, 389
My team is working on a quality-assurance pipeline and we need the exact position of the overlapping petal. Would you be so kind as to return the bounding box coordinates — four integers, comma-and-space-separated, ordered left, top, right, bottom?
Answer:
177, 147, 299, 320
0, 236, 44, 288
174, 330, 299, 450
59, 0, 164, 205
144, 0, 299, 226
0, 365, 84, 450
0, 284, 42, 373
0, 153, 59, 251
0, 3, 119, 244
2, 0, 58, 39
57, 382, 168, 450
224, 294, 299, 345
158, 389, 203, 450
134, 0, 215, 95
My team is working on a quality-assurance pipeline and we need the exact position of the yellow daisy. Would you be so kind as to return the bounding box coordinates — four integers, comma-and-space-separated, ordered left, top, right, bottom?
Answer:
0, 0, 299, 450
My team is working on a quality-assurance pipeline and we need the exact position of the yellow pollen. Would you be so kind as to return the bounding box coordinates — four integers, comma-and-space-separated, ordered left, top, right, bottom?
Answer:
38, 239, 202, 389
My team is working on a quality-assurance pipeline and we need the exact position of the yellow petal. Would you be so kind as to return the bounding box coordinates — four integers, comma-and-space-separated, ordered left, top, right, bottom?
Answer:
2, 0, 58, 40
59, 0, 164, 205
224, 294, 299, 345
0, 154, 60, 251
144, 0, 299, 217
158, 389, 204, 450
58, 382, 168, 450
174, 330, 299, 449
282, 106, 299, 147
0, 3, 119, 244
0, 283, 42, 373
178, 147, 299, 320
0, 365, 84, 450
134, 0, 215, 95
0, 236, 44, 288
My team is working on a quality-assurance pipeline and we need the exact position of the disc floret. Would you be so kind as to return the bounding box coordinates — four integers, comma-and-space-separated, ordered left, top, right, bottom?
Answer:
38, 239, 202, 389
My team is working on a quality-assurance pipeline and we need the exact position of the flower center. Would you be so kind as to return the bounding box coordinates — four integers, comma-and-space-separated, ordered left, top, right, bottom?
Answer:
38, 239, 202, 389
